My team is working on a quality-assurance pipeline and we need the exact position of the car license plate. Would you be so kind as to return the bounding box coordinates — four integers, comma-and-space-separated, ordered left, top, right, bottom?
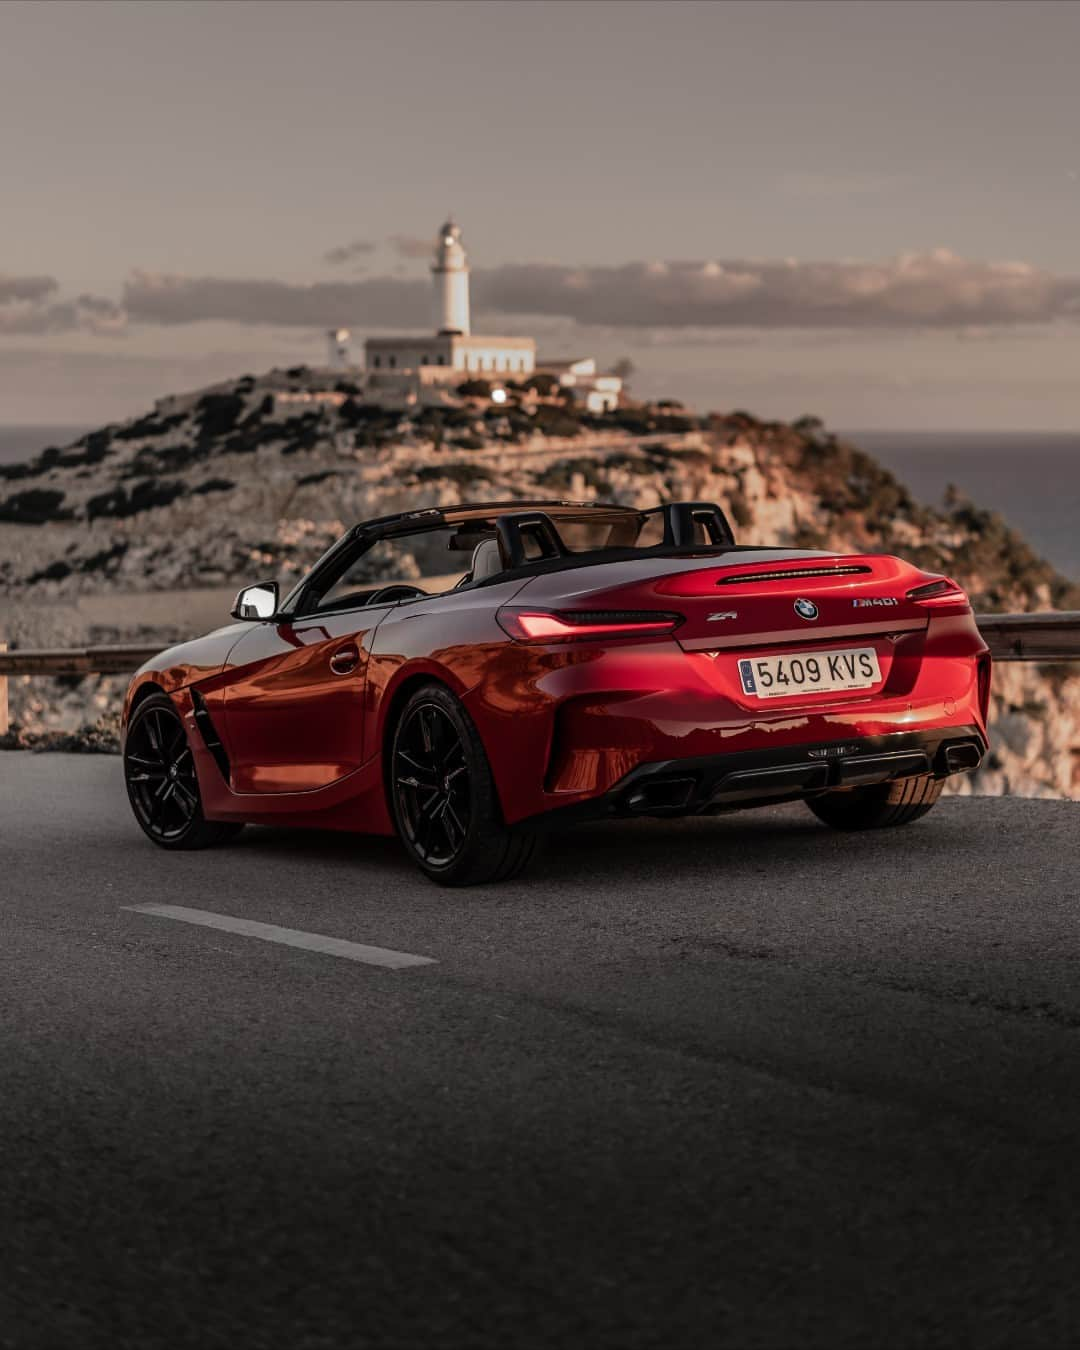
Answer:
737, 647, 881, 699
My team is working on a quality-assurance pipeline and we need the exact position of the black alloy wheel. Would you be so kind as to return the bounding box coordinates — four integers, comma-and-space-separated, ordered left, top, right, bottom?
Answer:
393, 701, 472, 868
124, 693, 242, 850
389, 683, 541, 885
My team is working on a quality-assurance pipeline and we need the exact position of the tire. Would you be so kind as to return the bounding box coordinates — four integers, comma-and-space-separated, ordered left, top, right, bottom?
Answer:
388, 683, 542, 886
124, 692, 243, 851
805, 773, 943, 831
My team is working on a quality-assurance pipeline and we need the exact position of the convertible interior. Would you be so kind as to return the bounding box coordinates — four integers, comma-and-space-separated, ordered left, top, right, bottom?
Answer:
296, 502, 736, 616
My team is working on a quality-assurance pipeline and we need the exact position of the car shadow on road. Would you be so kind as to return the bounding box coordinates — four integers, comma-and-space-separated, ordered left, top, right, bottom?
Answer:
224, 800, 973, 894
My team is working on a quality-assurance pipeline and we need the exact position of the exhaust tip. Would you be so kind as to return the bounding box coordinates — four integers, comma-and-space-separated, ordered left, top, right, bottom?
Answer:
943, 742, 983, 773
625, 777, 697, 814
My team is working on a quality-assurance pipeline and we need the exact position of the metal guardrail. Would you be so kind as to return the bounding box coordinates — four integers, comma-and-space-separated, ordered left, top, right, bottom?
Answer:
0, 643, 164, 677
1, 614, 1078, 737
973, 612, 1080, 662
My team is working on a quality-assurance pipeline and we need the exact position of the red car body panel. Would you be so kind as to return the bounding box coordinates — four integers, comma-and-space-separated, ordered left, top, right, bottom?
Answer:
123, 505, 990, 838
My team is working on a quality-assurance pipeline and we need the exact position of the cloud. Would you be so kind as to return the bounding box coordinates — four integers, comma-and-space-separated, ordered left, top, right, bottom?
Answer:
20, 249, 1077, 340
388, 233, 433, 260
0, 274, 125, 335
0, 274, 59, 304
323, 238, 376, 266
472, 250, 1080, 330
123, 270, 430, 329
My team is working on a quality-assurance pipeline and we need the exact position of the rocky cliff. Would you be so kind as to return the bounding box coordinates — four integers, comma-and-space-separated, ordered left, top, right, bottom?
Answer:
2, 369, 1077, 797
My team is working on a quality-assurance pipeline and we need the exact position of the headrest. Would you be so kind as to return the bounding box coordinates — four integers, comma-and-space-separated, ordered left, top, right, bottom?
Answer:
469, 538, 503, 582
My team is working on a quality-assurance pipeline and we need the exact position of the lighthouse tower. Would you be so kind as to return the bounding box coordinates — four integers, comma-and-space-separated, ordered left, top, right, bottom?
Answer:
432, 218, 470, 336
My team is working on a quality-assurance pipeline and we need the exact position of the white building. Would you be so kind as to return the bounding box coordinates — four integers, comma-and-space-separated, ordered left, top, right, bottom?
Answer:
536, 357, 622, 414
365, 220, 537, 385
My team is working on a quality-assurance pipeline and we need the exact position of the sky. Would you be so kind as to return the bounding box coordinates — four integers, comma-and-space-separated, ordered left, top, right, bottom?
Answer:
2, 0, 1080, 430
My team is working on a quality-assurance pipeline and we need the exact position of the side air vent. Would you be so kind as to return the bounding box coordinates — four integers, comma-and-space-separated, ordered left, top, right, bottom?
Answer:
190, 689, 231, 783
715, 564, 872, 586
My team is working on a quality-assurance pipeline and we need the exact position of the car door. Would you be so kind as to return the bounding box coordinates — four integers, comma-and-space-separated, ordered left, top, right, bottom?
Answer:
220, 602, 394, 794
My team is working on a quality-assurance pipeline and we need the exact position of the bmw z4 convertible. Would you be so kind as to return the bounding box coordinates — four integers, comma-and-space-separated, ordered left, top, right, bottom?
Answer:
122, 499, 991, 884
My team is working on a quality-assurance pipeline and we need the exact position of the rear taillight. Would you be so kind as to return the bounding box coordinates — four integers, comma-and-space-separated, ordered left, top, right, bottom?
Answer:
906, 577, 968, 607
496, 609, 683, 643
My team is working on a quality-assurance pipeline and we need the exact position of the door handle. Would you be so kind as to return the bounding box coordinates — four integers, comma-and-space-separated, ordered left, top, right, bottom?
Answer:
329, 644, 360, 675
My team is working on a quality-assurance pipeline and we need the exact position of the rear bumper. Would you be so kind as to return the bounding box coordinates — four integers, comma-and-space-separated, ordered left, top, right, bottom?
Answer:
529, 726, 986, 829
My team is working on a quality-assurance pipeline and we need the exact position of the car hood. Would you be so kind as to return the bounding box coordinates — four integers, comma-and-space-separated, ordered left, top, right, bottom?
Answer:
134, 621, 252, 689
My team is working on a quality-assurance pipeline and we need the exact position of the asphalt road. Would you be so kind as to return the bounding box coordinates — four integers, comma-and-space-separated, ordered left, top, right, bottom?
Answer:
3, 754, 1080, 1349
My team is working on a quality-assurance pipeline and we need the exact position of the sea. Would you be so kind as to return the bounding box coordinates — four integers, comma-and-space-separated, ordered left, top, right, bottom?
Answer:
847, 431, 1080, 583
1, 424, 1077, 582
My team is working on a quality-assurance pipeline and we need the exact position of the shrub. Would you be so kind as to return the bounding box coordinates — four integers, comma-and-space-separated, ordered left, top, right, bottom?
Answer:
196, 393, 244, 439
791, 414, 827, 438
27, 560, 73, 583
604, 452, 658, 478
79, 542, 129, 573
339, 399, 391, 427
0, 488, 73, 524
113, 412, 184, 442
538, 457, 611, 493
416, 462, 492, 488
86, 479, 185, 519
534, 406, 582, 437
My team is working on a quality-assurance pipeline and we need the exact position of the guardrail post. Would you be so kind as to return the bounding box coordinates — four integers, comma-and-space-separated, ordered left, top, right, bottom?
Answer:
0, 642, 8, 737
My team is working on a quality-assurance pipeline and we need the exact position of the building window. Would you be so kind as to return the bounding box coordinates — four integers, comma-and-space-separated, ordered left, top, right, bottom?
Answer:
389, 355, 396, 369
373, 355, 381, 368
437, 354, 445, 365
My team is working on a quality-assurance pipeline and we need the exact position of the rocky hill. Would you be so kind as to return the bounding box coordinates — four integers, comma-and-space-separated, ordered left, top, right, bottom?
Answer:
2, 368, 1077, 797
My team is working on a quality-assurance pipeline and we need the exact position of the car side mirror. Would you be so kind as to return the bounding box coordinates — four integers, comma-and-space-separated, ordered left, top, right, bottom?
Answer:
231, 581, 279, 621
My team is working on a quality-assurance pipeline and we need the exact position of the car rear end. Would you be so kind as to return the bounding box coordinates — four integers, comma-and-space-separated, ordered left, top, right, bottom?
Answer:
473, 549, 990, 827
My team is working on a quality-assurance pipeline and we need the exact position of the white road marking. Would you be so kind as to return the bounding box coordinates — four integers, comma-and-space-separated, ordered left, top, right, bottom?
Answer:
123, 904, 437, 970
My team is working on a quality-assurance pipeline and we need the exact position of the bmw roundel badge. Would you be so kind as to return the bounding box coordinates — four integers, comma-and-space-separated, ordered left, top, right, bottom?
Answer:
794, 598, 819, 621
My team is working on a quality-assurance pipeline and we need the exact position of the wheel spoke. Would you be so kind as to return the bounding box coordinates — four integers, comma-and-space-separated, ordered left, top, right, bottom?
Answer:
418, 707, 435, 756
172, 779, 198, 813
444, 799, 466, 841
441, 800, 463, 851
129, 770, 166, 784
414, 803, 438, 858
441, 739, 465, 770
148, 783, 171, 829
144, 715, 162, 757
396, 751, 439, 789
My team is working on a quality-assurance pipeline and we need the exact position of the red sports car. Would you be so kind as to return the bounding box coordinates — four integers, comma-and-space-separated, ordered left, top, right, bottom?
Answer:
122, 499, 990, 884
